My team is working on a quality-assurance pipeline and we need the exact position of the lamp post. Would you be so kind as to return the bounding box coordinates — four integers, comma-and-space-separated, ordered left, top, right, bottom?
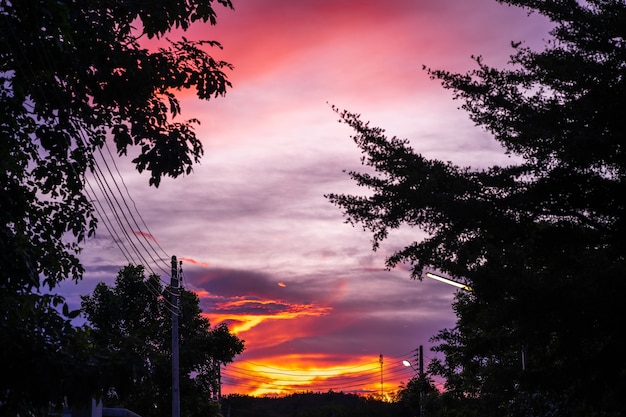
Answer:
403, 345, 425, 417
402, 273, 469, 417
426, 272, 530, 371
425, 272, 473, 292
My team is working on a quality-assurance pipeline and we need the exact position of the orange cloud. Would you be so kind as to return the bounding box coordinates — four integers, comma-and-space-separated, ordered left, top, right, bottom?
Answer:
132, 230, 158, 242
194, 289, 210, 298
179, 257, 211, 267
204, 298, 331, 335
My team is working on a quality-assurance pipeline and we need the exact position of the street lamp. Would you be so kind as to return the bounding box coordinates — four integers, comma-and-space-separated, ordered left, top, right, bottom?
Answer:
402, 346, 425, 417
425, 272, 473, 292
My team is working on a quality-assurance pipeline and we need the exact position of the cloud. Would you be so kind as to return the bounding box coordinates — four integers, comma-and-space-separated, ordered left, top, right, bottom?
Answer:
179, 257, 211, 267
132, 230, 159, 243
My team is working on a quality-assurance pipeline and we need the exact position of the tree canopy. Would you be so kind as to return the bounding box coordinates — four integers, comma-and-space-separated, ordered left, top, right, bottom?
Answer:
222, 392, 403, 417
1, 0, 233, 414
328, 1, 626, 416
81, 264, 245, 417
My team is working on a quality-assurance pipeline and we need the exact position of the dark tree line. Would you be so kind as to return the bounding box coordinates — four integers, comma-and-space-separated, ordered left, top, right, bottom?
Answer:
1, 0, 235, 415
222, 392, 403, 417
328, 1, 626, 416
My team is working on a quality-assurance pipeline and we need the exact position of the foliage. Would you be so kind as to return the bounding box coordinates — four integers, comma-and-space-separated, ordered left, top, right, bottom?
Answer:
80, 264, 245, 417
327, 1, 626, 416
1, 0, 232, 414
222, 391, 404, 417
396, 374, 441, 417
0, 293, 99, 415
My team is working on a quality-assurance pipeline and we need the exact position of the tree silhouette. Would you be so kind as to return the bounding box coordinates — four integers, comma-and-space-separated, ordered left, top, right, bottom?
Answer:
1, 1, 233, 414
81, 264, 245, 417
328, 1, 626, 415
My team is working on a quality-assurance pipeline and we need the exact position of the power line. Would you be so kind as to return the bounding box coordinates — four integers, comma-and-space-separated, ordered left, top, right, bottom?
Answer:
242, 359, 381, 374
94, 145, 170, 276
103, 140, 171, 261
1, 20, 180, 314
2, 17, 174, 284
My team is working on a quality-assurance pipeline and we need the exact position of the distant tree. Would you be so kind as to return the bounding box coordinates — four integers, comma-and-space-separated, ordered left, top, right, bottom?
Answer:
396, 374, 440, 417
81, 264, 245, 417
327, 1, 626, 416
221, 392, 402, 417
1, 1, 232, 414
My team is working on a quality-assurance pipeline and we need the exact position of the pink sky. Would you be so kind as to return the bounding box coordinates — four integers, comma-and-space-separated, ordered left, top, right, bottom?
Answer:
60, 0, 552, 397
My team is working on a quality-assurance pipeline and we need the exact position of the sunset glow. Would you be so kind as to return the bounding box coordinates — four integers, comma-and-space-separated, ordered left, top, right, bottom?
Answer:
221, 353, 416, 398
203, 296, 332, 334
64, 0, 553, 398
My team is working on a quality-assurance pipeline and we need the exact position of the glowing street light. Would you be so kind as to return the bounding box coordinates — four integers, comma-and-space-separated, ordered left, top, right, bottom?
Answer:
402, 346, 425, 417
425, 272, 473, 292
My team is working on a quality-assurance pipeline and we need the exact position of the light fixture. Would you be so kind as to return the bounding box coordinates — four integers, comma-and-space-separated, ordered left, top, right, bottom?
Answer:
425, 272, 473, 292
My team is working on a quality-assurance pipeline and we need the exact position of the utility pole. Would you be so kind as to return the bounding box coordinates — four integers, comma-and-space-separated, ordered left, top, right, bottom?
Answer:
419, 345, 424, 417
171, 256, 180, 417
217, 364, 222, 401
419, 345, 424, 378
379, 354, 384, 398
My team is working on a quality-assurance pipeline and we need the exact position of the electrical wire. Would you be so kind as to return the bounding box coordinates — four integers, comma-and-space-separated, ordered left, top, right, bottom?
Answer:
95, 145, 171, 277
103, 140, 171, 261
1, 17, 180, 313
242, 359, 381, 374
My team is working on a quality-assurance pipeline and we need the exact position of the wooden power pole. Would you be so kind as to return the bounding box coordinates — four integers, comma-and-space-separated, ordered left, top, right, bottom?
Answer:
171, 256, 180, 417
419, 345, 424, 417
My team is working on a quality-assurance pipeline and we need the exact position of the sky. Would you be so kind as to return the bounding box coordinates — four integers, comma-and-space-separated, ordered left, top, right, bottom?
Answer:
59, 0, 553, 398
